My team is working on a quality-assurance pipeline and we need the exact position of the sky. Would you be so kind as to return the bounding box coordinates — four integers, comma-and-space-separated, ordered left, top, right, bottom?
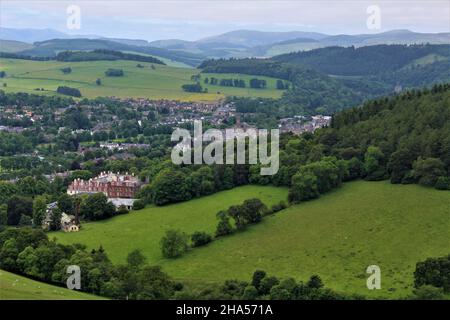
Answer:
1, 0, 449, 41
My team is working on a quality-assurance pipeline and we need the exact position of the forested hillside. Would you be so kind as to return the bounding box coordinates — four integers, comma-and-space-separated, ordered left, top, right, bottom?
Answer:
326, 84, 450, 185
200, 58, 365, 114
272, 44, 450, 76
200, 45, 450, 115
250, 83, 450, 203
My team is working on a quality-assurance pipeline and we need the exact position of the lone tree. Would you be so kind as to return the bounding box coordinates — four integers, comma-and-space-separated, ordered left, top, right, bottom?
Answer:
127, 249, 147, 268
61, 67, 72, 74
160, 229, 188, 258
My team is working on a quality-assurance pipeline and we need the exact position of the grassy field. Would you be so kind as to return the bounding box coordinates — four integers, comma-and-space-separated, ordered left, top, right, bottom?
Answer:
53, 185, 288, 264
0, 269, 103, 300
159, 181, 450, 298
0, 58, 286, 101
52, 181, 449, 298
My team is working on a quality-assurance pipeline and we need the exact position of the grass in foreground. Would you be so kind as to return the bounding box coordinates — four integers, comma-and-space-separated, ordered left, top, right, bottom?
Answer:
53, 185, 288, 264
0, 269, 104, 300
158, 181, 450, 299
0, 58, 285, 101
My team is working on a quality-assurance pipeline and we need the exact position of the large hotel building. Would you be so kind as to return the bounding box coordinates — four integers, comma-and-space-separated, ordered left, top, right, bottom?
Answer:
67, 171, 142, 199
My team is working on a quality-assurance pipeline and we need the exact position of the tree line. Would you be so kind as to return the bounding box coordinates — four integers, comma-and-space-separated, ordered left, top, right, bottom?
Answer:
56, 49, 166, 65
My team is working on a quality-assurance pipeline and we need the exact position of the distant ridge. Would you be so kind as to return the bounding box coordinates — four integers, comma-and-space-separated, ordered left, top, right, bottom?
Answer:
1, 27, 449, 60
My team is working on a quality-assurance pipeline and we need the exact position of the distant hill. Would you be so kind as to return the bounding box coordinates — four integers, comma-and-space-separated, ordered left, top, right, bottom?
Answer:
0, 27, 73, 43
16, 38, 205, 66
197, 29, 328, 47
257, 29, 450, 56
150, 29, 450, 58
150, 30, 328, 58
319, 29, 450, 47
2, 27, 449, 61
0, 39, 33, 53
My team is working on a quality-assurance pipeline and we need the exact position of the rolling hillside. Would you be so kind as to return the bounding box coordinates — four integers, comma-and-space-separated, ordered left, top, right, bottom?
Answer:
0, 58, 286, 101
51, 181, 449, 298
52, 185, 288, 263
159, 181, 450, 298
150, 29, 450, 58
5, 27, 447, 60
0, 40, 33, 53
0, 269, 104, 300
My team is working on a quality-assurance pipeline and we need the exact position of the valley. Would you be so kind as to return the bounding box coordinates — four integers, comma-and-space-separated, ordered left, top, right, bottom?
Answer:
0, 13, 449, 302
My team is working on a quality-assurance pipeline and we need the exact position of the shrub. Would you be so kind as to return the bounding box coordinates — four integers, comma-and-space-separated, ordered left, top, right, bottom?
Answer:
241, 285, 258, 300
61, 67, 72, 74
215, 211, 233, 237
191, 231, 212, 247
414, 254, 450, 292
251, 270, 266, 291
413, 285, 445, 300
307, 275, 324, 289
133, 199, 145, 210
270, 285, 291, 300
117, 205, 129, 215
434, 176, 450, 190
412, 157, 445, 187
259, 276, 279, 295
270, 201, 288, 214
19, 215, 32, 226
56, 86, 81, 97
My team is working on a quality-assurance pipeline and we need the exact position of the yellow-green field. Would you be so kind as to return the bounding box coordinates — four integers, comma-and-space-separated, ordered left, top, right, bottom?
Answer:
0, 269, 104, 300
0, 58, 286, 101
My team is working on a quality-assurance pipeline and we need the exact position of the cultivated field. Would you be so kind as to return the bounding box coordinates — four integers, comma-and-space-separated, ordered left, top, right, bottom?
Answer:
0, 269, 103, 300
0, 58, 286, 101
